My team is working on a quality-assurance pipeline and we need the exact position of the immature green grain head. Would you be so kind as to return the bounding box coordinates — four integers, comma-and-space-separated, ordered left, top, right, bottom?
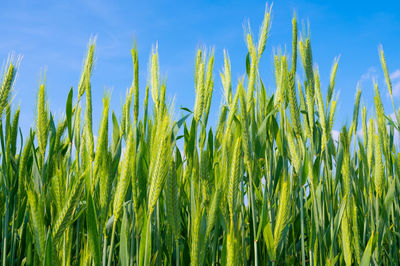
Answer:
131, 41, 139, 125
150, 45, 160, 106
379, 46, 392, 96
341, 204, 352, 266
299, 27, 314, 86
78, 39, 95, 99
246, 28, 258, 104
287, 70, 302, 137
148, 110, 174, 216
93, 94, 110, 183
273, 180, 290, 253
193, 50, 206, 122
291, 13, 298, 73
228, 138, 241, 224
37, 82, 49, 159
327, 56, 339, 104
257, 3, 272, 58
221, 50, 232, 104
166, 161, 180, 241
26, 185, 46, 259
239, 80, 251, 163
113, 128, 135, 222
0, 60, 16, 118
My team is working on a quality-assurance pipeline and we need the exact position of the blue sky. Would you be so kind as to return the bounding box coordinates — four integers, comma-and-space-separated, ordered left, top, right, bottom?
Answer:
1, 0, 400, 136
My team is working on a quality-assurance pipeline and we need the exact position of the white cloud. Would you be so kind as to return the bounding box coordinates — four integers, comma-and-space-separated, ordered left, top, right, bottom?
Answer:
390, 69, 400, 97
360, 67, 378, 85
390, 69, 400, 80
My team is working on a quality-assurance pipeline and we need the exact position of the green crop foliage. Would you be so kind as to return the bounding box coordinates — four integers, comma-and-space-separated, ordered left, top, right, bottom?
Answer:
1, 3, 400, 265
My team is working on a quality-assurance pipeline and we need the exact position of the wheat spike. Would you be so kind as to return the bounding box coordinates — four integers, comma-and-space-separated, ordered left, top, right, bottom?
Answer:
273, 180, 290, 253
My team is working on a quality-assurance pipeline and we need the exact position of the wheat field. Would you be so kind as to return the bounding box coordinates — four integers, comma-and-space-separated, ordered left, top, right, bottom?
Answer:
1, 3, 399, 265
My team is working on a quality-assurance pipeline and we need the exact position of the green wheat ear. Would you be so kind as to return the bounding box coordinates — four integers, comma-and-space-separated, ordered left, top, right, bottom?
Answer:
151, 45, 160, 106
132, 41, 139, 126
113, 128, 135, 222
257, 3, 272, 58
273, 180, 290, 254
0, 61, 16, 118
78, 39, 95, 99
37, 82, 49, 161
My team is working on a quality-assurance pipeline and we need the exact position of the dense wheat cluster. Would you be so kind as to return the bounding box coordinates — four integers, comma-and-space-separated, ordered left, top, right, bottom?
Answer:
1, 4, 400, 265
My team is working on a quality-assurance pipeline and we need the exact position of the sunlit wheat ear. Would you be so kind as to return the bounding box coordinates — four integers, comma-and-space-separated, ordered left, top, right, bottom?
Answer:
291, 14, 298, 73
228, 138, 241, 224
93, 94, 110, 185
26, 185, 46, 259
166, 161, 180, 240
10, 106, 20, 155
327, 98, 337, 138
0, 61, 16, 118
52, 168, 87, 242
287, 70, 302, 138
340, 127, 351, 195
274, 55, 287, 109
84, 77, 94, 160
239, 80, 251, 163
349, 87, 361, 139
17, 131, 34, 199
37, 83, 49, 160
314, 67, 326, 133
246, 31, 257, 104
373, 83, 387, 144
205, 188, 220, 239
221, 49, 232, 104
74, 103, 82, 151
300, 32, 314, 86
150, 45, 160, 106
78, 39, 95, 99
327, 56, 339, 103
131, 42, 139, 125
148, 112, 173, 216
194, 50, 205, 122
113, 128, 135, 222
379, 46, 392, 96
273, 180, 290, 253
190, 209, 203, 265
286, 123, 300, 173
203, 49, 215, 123
298, 81, 311, 138
257, 3, 272, 58
341, 202, 352, 266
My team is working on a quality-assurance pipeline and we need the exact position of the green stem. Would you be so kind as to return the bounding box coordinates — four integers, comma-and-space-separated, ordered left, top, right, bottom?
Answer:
300, 186, 306, 266
247, 163, 258, 266
102, 235, 107, 266
107, 222, 117, 266
143, 216, 151, 266
2, 198, 9, 266
175, 240, 179, 266
130, 204, 135, 266
156, 202, 160, 266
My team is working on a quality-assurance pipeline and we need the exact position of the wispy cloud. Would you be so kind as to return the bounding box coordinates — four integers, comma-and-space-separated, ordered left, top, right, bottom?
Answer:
359, 66, 378, 86
390, 69, 400, 97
